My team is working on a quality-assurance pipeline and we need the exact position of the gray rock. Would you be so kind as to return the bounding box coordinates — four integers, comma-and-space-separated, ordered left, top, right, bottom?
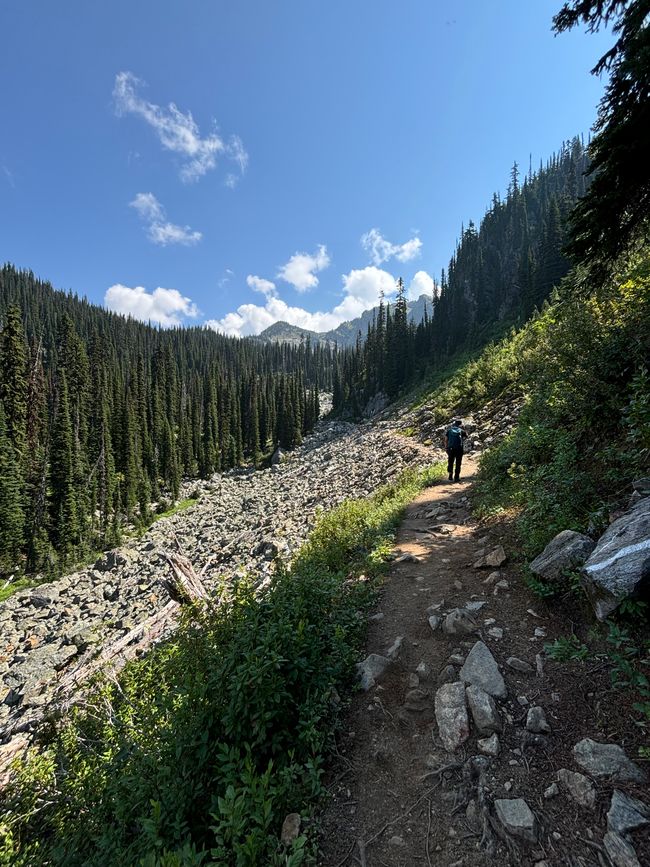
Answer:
632, 477, 650, 497
385, 636, 403, 659
443, 608, 478, 635
506, 656, 533, 674
29, 583, 60, 608
356, 653, 391, 691
603, 831, 641, 867
474, 545, 507, 569
404, 688, 430, 712
466, 684, 501, 735
428, 615, 441, 632
573, 738, 648, 784
557, 768, 596, 809
544, 783, 559, 799
582, 497, 650, 619
477, 733, 500, 755
526, 706, 551, 734
465, 600, 487, 612
438, 664, 457, 684
607, 790, 650, 835
494, 798, 537, 843
459, 641, 507, 699
529, 530, 595, 581
434, 681, 470, 752
280, 812, 301, 846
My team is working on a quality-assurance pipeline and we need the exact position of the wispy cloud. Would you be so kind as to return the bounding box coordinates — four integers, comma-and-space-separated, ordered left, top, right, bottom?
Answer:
113, 71, 248, 183
361, 228, 422, 266
2, 165, 15, 188
105, 284, 200, 327
129, 192, 202, 246
277, 245, 330, 293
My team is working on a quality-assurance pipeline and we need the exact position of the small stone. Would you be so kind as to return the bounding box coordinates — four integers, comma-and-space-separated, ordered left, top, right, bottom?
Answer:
557, 768, 596, 809
408, 673, 420, 688
368, 612, 384, 622
388, 835, 406, 847
526, 706, 551, 734
443, 608, 478, 636
280, 813, 301, 846
428, 615, 442, 632
507, 657, 533, 674
416, 661, 431, 679
494, 798, 537, 843
478, 733, 500, 755
517, 695, 529, 707
404, 688, 429, 712
395, 553, 420, 564
385, 636, 403, 659
573, 738, 648, 784
493, 580, 509, 595
484, 570, 501, 584
534, 627, 546, 638
544, 783, 559, 799
438, 664, 457, 684
536, 655, 545, 678
607, 790, 650, 835
453, 580, 463, 591
356, 654, 391, 691
449, 653, 466, 665
466, 600, 487, 612
603, 831, 641, 867
487, 627, 503, 639
504, 780, 513, 792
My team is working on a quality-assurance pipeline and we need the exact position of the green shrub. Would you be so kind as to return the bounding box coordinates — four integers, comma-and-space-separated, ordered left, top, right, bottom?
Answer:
0, 463, 445, 865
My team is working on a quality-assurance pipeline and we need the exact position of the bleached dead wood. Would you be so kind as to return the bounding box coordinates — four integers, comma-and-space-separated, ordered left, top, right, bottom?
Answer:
0, 550, 207, 786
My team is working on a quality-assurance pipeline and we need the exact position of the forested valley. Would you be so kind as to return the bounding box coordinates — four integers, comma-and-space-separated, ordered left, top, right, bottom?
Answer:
0, 269, 333, 576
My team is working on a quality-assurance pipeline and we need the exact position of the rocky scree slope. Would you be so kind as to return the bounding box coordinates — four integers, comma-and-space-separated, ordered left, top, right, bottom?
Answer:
0, 419, 433, 747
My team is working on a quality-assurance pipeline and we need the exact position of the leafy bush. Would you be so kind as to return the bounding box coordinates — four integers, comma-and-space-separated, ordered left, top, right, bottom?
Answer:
0, 463, 445, 866
473, 253, 650, 556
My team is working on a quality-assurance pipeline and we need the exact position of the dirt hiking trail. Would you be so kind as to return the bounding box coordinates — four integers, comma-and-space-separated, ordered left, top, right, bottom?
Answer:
318, 460, 650, 867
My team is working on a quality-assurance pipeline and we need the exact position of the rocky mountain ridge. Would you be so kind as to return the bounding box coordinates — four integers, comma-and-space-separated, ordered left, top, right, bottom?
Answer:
257, 293, 433, 347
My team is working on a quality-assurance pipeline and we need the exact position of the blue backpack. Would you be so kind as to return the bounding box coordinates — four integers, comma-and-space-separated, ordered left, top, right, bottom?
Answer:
447, 425, 463, 450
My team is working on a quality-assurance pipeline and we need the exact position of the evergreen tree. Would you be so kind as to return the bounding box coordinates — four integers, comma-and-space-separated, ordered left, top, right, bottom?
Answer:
49, 372, 79, 561
0, 400, 25, 574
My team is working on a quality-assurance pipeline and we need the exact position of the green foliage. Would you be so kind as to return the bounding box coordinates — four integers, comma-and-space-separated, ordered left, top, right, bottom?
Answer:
472, 254, 650, 555
0, 462, 445, 865
544, 634, 590, 662
152, 497, 199, 522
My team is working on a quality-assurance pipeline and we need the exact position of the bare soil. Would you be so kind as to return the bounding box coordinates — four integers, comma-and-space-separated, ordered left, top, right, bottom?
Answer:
317, 459, 649, 867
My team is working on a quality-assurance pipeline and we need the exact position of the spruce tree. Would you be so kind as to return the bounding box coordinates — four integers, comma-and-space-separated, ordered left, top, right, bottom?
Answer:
49, 372, 79, 561
0, 400, 25, 574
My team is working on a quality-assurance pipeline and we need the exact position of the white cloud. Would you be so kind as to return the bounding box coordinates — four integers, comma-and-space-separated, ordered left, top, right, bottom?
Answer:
277, 245, 330, 292
113, 71, 248, 183
361, 228, 422, 266
105, 284, 200, 327
129, 192, 202, 246
247, 274, 277, 299
407, 270, 436, 301
207, 265, 396, 338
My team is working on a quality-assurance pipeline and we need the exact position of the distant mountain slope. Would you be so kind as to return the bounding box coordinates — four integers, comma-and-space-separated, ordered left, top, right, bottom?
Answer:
258, 293, 433, 347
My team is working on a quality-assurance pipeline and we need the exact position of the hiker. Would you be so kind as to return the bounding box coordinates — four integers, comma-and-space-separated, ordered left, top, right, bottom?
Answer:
444, 418, 467, 482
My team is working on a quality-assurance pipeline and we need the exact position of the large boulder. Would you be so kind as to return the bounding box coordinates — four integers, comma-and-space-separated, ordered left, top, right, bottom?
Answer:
434, 681, 470, 752
581, 498, 650, 619
529, 530, 595, 581
573, 738, 648, 784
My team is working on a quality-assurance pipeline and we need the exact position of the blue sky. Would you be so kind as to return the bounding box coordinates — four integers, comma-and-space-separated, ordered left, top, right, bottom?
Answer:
0, 0, 611, 335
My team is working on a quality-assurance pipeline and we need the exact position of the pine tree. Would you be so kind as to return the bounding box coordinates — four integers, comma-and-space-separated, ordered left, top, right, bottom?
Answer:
0, 305, 28, 460
0, 400, 25, 574
49, 372, 79, 561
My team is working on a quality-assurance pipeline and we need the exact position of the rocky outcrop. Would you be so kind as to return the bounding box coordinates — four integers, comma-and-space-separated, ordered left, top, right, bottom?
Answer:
582, 497, 650, 619
529, 530, 595, 580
